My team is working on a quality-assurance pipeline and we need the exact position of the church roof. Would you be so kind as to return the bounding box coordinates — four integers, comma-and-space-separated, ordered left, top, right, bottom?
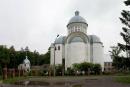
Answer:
53, 35, 102, 44
54, 36, 66, 44
71, 37, 84, 43
88, 35, 102, 43
67, 11, 87, 26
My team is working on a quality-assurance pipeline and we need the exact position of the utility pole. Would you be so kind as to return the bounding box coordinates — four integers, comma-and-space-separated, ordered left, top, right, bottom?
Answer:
53, 35, 59, 77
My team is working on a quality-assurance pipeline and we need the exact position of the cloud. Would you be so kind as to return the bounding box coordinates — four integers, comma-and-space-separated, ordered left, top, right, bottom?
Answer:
0, 0, 127, 54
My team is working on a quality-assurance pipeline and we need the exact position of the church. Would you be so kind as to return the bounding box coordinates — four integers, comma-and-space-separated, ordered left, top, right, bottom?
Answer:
50, 11, 104, 70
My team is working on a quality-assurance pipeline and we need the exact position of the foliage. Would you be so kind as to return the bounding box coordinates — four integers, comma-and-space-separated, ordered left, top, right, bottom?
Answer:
0, 45, 50, 75
80, 62, 93, 72
0, 45, 10, 67
72, 62, 101, 75
109, 46, 121, 59
113, 56, 130, 71
0, 76, 2, 80
65, 67, 75, 76
93, 64, 101, 75
73, 63, 81, 71
55, 64, 62, 76
110, 0, 130, 72
110, 46, 130, 71
118, 0, 130, 54
0, 65, 2, 75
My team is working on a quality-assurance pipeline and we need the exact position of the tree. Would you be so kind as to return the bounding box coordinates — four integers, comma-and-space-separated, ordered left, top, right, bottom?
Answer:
0, 44, 51, 74
109, 46, 121, 59
0, 45, 10, 68
118, 0, 130, 58
124, 0, 130, 6
109, 0, 130, 71
39, 47, 50, 65
8, 46, 16, 68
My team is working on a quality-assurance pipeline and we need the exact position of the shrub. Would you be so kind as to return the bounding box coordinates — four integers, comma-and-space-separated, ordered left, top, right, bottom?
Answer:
72, 62, 101, 75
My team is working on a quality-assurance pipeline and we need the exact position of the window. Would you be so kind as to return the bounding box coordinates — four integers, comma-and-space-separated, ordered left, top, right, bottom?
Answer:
55, 47, 57, 50
108, 62, 112, 66
58, 46, 60, 50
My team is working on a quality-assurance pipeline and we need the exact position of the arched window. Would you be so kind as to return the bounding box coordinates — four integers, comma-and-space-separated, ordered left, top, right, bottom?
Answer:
55, 47, 57, 50
58, 46, 60, 50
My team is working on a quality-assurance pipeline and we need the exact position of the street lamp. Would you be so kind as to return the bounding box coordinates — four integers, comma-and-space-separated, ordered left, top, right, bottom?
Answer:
53, 34, 59, 76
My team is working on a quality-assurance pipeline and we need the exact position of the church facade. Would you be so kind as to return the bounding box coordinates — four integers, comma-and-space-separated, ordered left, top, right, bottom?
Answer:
50, 11, 104, 70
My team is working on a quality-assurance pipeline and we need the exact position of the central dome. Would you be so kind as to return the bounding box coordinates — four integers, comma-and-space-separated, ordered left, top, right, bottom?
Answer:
67, 11, 87, 26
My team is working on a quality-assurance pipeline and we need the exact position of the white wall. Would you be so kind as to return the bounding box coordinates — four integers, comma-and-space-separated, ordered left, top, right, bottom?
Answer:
55, 44, 63, 65
50, 44, 64, 65
65, 42, 90, 69
92, 43, 104, 71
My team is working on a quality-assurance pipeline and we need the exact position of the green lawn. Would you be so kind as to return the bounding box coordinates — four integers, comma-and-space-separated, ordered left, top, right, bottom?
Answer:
115, 76, 130, 84
3, 77, 28, 84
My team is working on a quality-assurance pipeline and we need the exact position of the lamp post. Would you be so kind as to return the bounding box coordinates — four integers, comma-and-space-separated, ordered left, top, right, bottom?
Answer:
53, 35, 59, 76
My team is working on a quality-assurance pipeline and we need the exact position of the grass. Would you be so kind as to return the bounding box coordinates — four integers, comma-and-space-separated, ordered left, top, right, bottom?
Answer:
3, 77, 28, 84
115, 75, 130, 84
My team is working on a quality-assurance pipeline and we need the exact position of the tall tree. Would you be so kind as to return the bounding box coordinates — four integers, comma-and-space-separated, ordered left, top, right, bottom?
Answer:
8, 46, 16, 68
109, 46, 121, 59
118, 0, 130, 58
0, 45, 10, 68
39, 47, 50, 65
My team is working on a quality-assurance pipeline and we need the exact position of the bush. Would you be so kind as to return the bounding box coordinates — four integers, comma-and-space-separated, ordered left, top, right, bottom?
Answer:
65, 67, 75, 76
72, 62, 101, 75
55, 64, 62, 76
93, 64, 101, 75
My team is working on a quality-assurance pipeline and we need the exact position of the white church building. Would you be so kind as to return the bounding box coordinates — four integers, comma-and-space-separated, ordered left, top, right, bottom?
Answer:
50, 11, 104, 70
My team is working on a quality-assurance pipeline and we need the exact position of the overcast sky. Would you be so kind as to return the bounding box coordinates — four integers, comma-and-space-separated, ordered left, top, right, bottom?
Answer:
0, 0, 128, 54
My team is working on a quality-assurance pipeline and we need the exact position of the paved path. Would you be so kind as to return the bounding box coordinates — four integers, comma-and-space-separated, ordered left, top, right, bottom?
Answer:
0, 76, 130, 87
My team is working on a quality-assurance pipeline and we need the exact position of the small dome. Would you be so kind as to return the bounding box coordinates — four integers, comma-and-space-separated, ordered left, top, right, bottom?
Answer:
89, 35, 101, 43
54, 36, 66, 44
23, 56, 30, 64
71, 37, 84, 43
67, 11, 87, 26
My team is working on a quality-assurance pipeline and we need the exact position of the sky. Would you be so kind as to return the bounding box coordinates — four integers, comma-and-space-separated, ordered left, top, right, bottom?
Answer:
0, 0, 128, 55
